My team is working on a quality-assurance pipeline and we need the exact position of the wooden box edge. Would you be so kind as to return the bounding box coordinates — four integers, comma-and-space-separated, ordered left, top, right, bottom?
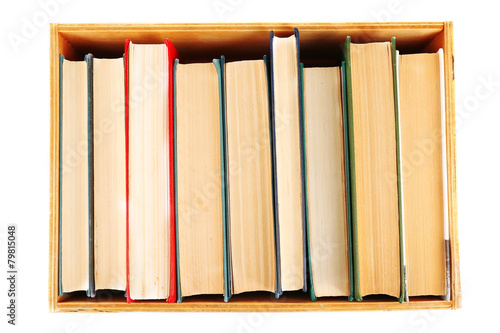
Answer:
49, 21, 460, 312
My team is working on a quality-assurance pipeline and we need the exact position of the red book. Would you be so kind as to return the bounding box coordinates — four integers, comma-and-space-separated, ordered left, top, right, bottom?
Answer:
125, 38, 179, 303
165, 38, 179, 304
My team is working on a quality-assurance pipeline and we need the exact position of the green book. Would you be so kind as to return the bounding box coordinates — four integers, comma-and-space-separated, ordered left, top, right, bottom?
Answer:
341, 61, 355, 302
343, 36, 405, 303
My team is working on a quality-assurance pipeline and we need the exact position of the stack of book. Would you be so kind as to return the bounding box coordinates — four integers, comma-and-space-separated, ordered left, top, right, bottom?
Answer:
58, 28, 450, 303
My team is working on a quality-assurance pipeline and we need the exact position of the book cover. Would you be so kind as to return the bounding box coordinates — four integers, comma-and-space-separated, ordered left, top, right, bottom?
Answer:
300, 62, 316, 301
438, 49, 451, 302
341, 61, 355, 302
342, 37, 361, 301
263, 54, 280, 299
214, 56, 232, 302
268, 31, 282, 298
85, 53, 95, 298
295, 29, 308, 295
173, 58, 181, 303
58, 54, 64, 297
391, 37, 407, 304
124, 39, 131, 303
165, 38, 180, 304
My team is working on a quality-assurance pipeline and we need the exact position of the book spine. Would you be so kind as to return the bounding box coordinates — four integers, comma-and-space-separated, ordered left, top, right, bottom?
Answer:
391, 43, 409, 303
269, 31, 282, 298
214, 57, 232, 302
300, 62, 316, 301
343, 36, 362, 301
294, 28, 308, 293
172, 59, 183, 303
85, 53, 96, 298
124, 39, 133, 303
263, 55, 281, 298
165, 38, 179, 304
438, 48, 451, 302
221, 55, 233, 301
391, 38, 406, 304
58, 55, 66, 297
341, 61, 355, 302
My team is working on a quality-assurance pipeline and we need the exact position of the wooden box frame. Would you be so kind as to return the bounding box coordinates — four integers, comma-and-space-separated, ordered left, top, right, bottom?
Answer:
49, 22, 460, 312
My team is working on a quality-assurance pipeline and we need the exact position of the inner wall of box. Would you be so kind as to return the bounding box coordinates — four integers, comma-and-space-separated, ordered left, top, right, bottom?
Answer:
58, 27, 444, 64
56, 26, 448, 306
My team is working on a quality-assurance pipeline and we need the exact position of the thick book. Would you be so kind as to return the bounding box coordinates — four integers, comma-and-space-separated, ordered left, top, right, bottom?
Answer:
343, 37, 405, 302
398, 49, 449, 298
58, 54, 94, 297
173, 58, 230, 302
302, 64, 351, 300
269, 28, 307, 296
224, 57, 277, 297
125, 39, 179, 302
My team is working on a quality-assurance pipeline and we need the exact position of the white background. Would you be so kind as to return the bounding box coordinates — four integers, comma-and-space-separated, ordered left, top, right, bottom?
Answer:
0, 0, 497, 332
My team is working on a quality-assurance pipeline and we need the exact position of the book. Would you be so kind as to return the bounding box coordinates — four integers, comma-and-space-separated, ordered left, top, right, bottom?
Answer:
59, 54, 93, 297
224, 57, 277, 296
398, 50, 448, 297
343, 37, 404, 301
125, 39, 179, 301
92, 56, 127, 292
173, 58, 229, 301
270, 28, 306, 295
302, 65, 350, 299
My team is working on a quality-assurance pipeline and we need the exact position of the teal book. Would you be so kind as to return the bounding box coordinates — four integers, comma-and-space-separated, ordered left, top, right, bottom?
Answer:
343, 37, 405, 303
58, 54, 95, 298
269, 28, 307, 297
173, 58, 230, 302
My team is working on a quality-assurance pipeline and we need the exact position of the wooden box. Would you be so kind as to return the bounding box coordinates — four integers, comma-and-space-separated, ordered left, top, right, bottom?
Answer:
49, 22, 460, 312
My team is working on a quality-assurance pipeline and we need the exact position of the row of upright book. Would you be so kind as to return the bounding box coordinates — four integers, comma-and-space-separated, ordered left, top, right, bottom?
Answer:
58, 28, 450, 303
